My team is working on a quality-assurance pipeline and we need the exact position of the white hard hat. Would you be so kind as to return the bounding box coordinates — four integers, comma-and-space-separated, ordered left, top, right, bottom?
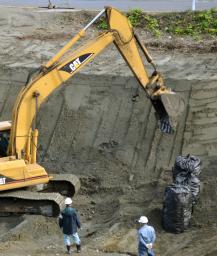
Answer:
65, 197, 72, 205
138, 216, 148, 224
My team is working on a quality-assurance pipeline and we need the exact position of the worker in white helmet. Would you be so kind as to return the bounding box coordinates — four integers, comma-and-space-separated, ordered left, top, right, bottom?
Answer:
137, 216, 156, 256
59, 197, 81, 254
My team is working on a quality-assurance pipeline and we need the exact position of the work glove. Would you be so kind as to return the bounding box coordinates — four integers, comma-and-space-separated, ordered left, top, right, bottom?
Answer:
146, 243, 153, 250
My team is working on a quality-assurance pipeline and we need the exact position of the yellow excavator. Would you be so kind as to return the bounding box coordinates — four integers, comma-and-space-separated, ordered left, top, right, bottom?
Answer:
0, 7, 184, 217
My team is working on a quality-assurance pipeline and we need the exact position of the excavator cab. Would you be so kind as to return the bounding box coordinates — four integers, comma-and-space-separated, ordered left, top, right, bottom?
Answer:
0, 121, 11, 157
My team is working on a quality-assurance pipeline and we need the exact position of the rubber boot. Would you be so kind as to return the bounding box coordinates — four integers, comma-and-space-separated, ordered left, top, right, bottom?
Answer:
76, 244, 81, 253
66, 245, 71, 254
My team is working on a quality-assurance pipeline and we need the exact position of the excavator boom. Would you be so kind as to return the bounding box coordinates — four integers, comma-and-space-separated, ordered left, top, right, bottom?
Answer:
9, 7, 184, 159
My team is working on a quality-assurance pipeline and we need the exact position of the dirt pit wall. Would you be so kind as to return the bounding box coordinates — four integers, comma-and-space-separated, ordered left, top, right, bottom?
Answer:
1, 64, 217, 255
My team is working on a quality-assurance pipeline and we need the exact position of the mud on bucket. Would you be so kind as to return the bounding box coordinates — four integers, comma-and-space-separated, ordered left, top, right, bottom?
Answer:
151, 92, 185, 134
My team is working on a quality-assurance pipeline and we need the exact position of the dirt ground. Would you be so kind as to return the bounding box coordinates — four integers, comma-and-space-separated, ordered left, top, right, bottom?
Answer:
1, 6, 217, 256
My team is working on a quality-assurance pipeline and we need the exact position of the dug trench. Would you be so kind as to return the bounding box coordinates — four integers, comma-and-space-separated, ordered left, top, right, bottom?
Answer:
1, 65, 217, 256
1, 6, 217, 256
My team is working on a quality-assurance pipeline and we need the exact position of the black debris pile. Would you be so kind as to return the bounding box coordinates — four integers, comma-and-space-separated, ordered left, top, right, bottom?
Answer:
162, 155, 201, 233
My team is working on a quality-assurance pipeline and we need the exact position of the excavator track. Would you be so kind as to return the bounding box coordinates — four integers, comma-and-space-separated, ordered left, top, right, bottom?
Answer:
0, 174, 80, 217
45, 173, 81, 197
0, 190, 65, 217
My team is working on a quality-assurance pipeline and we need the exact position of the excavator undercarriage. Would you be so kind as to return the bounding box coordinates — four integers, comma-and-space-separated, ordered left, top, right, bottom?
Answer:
0, 122, 80, 217
0, 174, 80, 217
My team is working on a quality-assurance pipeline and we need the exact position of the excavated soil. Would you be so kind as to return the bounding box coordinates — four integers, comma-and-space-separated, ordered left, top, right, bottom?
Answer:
1, 6, 217, 256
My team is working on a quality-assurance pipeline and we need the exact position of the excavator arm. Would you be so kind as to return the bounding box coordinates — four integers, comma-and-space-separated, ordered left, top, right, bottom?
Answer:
8, 7, 184, 161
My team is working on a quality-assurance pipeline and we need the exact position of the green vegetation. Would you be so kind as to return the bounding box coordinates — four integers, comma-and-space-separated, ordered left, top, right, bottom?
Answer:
127, 8, 143, 27
144, 15, 161, 37
97, 18, 108, 30
127, 9, 160, 36
97, 8, 217, 38
164, 9, 217, 36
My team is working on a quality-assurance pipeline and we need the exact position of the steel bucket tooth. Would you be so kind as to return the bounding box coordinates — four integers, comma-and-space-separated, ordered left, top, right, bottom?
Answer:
158, 116, 174, 134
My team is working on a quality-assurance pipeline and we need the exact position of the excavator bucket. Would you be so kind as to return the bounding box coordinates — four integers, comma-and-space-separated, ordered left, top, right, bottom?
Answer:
160, 93, 185, 117
151, 92, 185, 134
